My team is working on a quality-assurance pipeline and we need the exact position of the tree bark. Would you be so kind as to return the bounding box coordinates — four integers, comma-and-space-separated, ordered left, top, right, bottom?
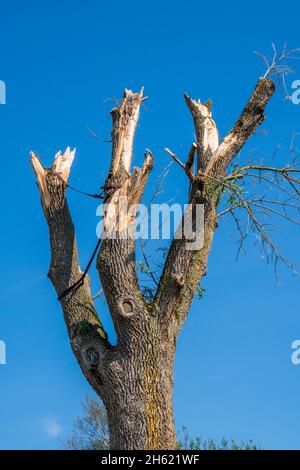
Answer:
98, 310, 176, 450
30, 79, 275, 450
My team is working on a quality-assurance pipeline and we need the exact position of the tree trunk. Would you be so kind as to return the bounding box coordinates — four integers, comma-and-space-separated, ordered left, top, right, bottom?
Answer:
96, 236, 177, 449
102, 334, 176, 450
30, 80, 275, 450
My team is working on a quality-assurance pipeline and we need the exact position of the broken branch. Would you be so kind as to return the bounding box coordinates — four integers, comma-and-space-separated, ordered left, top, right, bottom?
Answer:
205, 78, 275, 176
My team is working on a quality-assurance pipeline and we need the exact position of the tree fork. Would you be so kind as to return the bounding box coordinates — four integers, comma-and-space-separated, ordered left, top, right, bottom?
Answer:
30, 78, 275, 450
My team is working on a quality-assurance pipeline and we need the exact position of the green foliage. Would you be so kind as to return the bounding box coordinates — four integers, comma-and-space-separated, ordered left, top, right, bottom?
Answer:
177, 426, 259, 450
204, 161, 246, 209
225, 178, 245, 206
197, 286, 206, 300
204, 175, 245, 208
205, 180, 225, 202
136, 260, 151, 274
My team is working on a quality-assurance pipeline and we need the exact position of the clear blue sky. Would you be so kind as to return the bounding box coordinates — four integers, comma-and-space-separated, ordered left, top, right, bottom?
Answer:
0, 0, 300, 450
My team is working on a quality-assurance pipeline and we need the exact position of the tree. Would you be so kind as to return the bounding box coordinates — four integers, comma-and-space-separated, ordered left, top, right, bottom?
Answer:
65, 395, 258, 451
64, 395, 109, 450
30, 48, 300, 449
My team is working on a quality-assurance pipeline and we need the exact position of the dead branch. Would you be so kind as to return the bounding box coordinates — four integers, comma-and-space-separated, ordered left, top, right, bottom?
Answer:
30, 148, 111, 384
184, 94, 219, 172
255, 43, 300, 100
205, 78, 275, 176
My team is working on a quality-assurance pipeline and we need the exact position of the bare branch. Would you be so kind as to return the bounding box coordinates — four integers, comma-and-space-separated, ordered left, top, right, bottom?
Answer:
255, 43, 300, 100
108, 88, 144, 183
164, 147, 187, 173
216, 156, 300, 271
205, 78, 275, 176
184, 94, 219, 172
30, 149, 111, 386
255, 43, 300, 79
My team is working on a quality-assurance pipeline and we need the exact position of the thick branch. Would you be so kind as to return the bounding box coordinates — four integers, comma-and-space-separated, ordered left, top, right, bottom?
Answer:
158, 78, 275, 335
97, 89, 153, 347
205, 78, 275, 176
105, 88, 144, 197
30, 149, 112, 389
97, 153, 153, 339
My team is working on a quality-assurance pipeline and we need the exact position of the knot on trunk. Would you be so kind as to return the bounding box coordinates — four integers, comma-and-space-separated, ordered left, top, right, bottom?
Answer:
118, 297, 135, 318
85, 347, 99, 370
171, 272, 185, 287
81, 341, 104, 372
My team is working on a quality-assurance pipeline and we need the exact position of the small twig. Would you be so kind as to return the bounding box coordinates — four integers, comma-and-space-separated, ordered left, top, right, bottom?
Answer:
86, 126, 112, 143
92, 288, 104, 300
164, 148, 187, 173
